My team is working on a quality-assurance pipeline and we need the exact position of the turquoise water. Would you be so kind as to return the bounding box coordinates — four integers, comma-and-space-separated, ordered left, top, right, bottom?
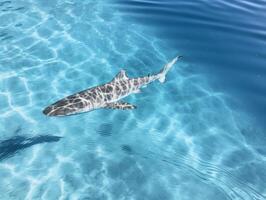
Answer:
0, 0, 265, 199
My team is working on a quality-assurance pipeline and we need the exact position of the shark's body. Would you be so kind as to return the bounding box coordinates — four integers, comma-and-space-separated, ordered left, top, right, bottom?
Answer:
43, 56, 181, 116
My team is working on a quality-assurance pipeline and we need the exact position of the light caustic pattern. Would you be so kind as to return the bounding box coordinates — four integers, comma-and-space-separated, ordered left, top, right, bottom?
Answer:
0, 0, 265, 200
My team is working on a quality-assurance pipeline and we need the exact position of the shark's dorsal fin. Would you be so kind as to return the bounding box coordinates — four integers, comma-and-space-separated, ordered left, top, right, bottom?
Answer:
105, 101, 136, 110
113, 70, 129, 81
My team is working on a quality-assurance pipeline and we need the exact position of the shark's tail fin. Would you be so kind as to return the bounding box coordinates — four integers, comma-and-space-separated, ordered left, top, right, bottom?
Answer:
158, 55, 182, 83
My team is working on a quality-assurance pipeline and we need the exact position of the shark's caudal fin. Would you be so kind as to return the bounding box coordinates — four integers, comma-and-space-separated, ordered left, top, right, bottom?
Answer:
158, 55, 182, 83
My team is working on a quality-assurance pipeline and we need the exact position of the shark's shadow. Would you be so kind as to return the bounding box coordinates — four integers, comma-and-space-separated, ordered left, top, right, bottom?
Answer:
0, 135, 62, 161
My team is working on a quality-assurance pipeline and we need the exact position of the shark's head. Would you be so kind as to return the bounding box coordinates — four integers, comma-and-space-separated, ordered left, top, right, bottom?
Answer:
43, 98, 92, 116
43, 105, 69, 116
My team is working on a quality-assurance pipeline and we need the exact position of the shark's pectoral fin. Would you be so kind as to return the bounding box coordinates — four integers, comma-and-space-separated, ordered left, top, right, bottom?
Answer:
105, 102, 136, 110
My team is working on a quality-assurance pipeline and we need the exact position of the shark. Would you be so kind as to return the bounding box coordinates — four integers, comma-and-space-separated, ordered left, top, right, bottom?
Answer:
43, 56, 181, 116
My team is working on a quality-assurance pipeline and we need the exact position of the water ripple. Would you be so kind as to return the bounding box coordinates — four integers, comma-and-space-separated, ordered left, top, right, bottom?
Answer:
0, 0, 265, 199
142, 148, 266, 200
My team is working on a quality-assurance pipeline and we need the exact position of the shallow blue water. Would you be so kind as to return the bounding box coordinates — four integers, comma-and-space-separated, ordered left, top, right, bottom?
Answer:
0, 0, 265, 200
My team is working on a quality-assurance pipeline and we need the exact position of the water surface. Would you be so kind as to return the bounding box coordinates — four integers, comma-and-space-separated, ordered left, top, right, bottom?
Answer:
0, 0, 265, 199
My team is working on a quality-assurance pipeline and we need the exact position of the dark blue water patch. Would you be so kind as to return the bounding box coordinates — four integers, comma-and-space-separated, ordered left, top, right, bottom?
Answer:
14, 23, 23, 27
114, 0, 266, 130
121, 144, 133, 154
0, 0, 26, 12
96, 123, 113, 137
0, 35, 13, 41
0, 32, 8, 37
0, 135, 62, 161
0, 1, 11, 6
0, 30, 13, 43
12, 6, 25, 11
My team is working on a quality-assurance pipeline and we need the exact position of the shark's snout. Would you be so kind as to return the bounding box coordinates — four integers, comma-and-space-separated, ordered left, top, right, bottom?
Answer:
43, 106, 53, 116
43, 105, 65, 116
